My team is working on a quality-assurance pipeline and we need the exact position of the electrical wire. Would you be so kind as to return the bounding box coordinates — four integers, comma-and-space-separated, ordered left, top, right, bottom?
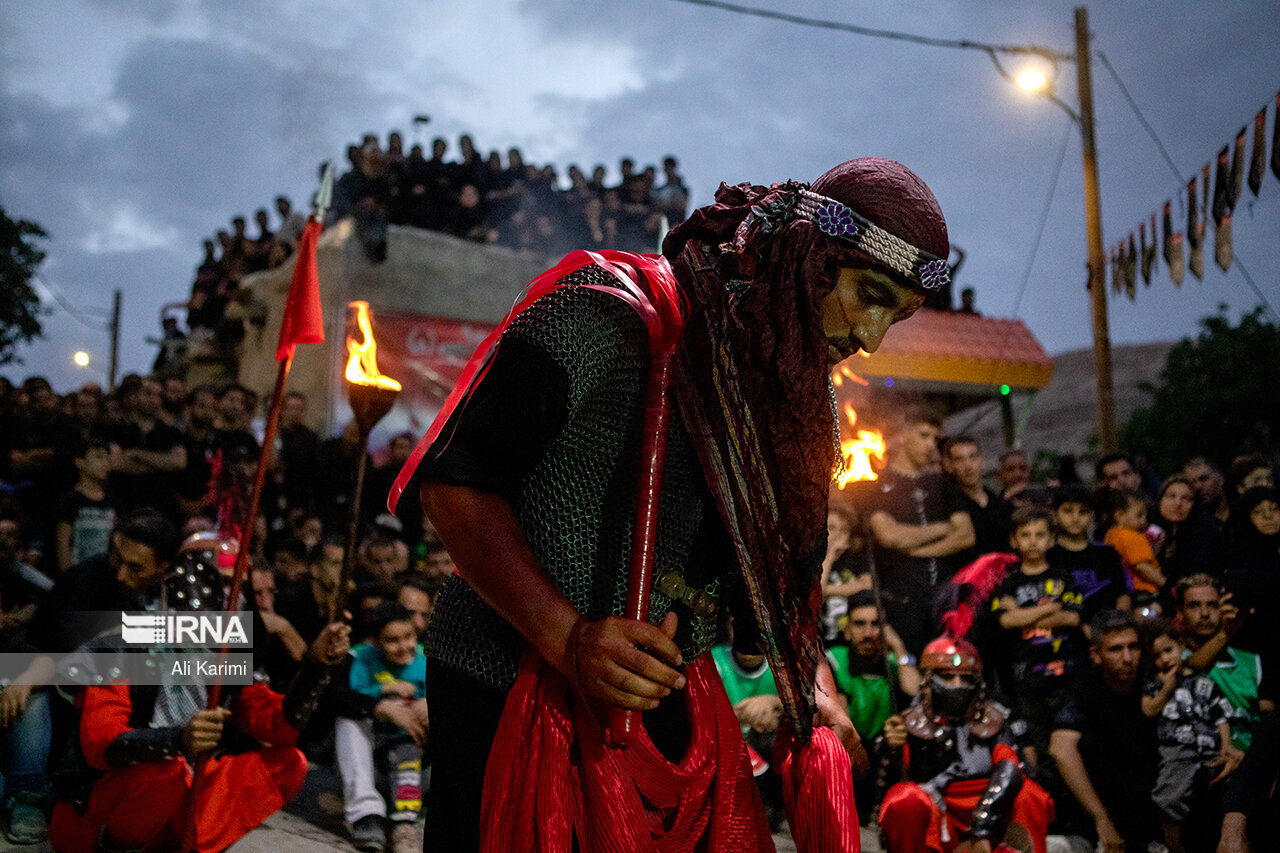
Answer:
31, 272, 111, 332
952, 114, 1073, 437
1095, 52, 1186, 187
666, 0, 1072, 60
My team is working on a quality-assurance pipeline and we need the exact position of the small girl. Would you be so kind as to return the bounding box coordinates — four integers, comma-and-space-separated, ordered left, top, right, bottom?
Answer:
1104, 489, 1165, 593
1142, 620, 1241, 853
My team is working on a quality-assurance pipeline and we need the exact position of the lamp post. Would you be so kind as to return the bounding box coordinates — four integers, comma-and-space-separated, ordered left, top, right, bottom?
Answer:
1004, 6, 1115, 453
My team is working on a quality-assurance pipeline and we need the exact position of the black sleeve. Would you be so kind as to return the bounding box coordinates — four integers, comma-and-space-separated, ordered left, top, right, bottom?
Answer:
416, 336, 569, 506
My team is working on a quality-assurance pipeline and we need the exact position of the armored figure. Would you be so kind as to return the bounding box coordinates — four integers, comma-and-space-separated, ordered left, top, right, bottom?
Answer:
879, 636, 1054, 853
48, 537, 348, 853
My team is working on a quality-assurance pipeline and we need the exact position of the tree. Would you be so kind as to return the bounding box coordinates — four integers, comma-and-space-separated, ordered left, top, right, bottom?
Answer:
1120, 307, 1280, 474
0, 207, 47, 365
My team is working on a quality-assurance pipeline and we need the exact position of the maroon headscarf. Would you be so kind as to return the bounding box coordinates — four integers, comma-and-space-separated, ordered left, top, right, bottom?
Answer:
663, 157, 947, 738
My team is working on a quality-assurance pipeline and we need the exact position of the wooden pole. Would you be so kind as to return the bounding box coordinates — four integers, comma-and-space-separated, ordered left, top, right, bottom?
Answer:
107, 289, 121, 392
1075, 6, 1116, 453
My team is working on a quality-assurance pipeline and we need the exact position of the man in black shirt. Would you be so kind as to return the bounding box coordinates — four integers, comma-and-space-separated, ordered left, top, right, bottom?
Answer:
866, 407, 975, 655
942, 434, 1013, 562
1049, 609, 1159, 852
108, 377, 186, 519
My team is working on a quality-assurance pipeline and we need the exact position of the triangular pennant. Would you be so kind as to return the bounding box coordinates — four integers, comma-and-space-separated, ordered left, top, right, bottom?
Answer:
1249, 107, 1266, 196
1212, 145, 1231, 226
1162, 200, 1184, 286
1215, 213, 1233, 272
1125, 233, 1137, 300
1228, 128, 1246, 208
1272, 91, 1280, 181
1140, 216, 1156, 285
1189, 167, 1208, 281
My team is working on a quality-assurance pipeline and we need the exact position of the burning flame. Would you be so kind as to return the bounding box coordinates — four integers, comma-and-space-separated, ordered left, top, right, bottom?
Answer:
836, 402, 885, 488
830, 356, 871, 388
345, 301, 402, 391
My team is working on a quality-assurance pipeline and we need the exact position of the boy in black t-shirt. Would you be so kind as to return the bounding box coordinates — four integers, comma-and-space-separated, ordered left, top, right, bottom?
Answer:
53, 438, 117, 572
992, 505, 1085, 766
1047, 484, 1131, 622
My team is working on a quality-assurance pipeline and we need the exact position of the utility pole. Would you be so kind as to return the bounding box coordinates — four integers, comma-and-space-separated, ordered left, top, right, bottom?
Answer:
107, 289, 121, 392
1074, 6, 1116, 453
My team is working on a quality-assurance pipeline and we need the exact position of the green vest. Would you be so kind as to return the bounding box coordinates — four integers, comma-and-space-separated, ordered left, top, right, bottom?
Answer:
826, 646, 898, 739
1206, 646, 1262, 751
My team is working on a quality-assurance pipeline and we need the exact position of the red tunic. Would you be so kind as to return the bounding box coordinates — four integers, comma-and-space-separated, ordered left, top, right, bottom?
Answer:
49, 682, 307, 853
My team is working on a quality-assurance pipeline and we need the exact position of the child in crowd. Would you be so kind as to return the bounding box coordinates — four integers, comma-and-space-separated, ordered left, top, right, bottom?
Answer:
1142, 620, 1242, 853
53, 438, 117, 572
342, 601, 428, 853
992, 505, 1086, 766
1104, 489, 1166, 594
1047, 484, 1131, 619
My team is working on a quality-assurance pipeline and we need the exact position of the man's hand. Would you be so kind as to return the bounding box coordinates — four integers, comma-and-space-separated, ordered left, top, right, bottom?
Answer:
183, 707, 232, 756
734, 694, 783, 734
565, 611, 685, 711
883, 714, 907, 749
1219, 593, 1242, 638
1094, 814, 1125, 853
1209, 744, 1245, 785
0, 684, 32, 728
381, 680, 418, 699
307, 621, 351, 664
260, 611, 291, 636
814, 682, 863, 761
375, 698, 426, 746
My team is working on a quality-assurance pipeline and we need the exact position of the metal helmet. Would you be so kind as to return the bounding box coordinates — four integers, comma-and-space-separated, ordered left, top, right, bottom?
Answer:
161, 534, 235, 612
920, 636, 982, 675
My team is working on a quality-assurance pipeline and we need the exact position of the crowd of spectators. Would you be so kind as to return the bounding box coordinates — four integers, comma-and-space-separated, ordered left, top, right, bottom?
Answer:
718, 405, 1278, 852
0, 369, 1275, 850
0, 372, 451, 850
327, 131, 689, 263
170, 131, 690, 387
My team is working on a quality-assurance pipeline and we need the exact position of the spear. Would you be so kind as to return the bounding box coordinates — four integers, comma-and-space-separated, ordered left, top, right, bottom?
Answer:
183, 162, 332, 852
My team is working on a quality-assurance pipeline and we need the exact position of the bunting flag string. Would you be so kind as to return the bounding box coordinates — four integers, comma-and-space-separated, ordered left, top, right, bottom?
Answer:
1114, 87, 1280, 296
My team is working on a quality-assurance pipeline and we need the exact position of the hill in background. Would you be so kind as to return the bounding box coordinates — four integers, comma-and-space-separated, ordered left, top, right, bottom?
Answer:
943, 341, 1175, 477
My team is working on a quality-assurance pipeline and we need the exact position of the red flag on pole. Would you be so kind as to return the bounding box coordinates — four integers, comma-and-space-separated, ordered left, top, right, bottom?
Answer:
275, 217, 325, 361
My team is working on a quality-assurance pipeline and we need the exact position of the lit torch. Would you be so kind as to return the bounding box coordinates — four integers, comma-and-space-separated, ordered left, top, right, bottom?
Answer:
836, 402, 885, 488
332, 300, 402, 620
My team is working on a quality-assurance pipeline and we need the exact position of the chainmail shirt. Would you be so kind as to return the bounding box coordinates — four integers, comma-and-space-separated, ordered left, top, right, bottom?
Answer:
421, 267, 724, 691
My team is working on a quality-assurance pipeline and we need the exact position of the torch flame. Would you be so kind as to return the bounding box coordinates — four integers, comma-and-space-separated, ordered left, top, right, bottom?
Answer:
836, 403, 885, 488
345, 301, 402, 391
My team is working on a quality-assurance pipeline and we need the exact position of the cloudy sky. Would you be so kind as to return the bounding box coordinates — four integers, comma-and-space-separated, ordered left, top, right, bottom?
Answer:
3, 0, 1278, 392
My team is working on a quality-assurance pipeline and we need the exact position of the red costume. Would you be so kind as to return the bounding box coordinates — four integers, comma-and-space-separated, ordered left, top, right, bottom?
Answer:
50, 682, 307, 853
878, 638, 1053, 853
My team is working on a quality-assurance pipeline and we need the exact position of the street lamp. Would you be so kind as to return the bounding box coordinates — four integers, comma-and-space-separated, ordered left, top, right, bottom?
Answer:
73, 351, 90, 367
993, 7, 1115, 453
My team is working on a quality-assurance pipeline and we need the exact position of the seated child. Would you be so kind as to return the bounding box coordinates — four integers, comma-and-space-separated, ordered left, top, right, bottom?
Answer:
1142, 619, 1243, 853
1104, 489, 1166, 594
340, 602, 428, 853
992, 505, 1086, 766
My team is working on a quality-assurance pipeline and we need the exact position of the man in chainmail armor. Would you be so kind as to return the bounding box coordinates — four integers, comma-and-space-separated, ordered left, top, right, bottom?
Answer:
392, 157, 953, 851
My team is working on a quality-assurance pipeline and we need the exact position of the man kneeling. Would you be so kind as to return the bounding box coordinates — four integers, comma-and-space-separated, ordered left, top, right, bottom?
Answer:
50, 540, 349, 853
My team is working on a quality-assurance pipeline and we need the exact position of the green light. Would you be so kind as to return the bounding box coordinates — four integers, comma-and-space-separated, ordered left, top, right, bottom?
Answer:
1000, 384, 1011, 396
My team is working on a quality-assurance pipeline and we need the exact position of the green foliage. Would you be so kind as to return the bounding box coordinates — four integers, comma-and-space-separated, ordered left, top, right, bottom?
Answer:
0, 208, 47, 365
1120, 307, 1280, 473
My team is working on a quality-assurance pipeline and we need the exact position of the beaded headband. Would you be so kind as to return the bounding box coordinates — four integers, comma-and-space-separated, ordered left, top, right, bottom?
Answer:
795, 189, 950, 291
